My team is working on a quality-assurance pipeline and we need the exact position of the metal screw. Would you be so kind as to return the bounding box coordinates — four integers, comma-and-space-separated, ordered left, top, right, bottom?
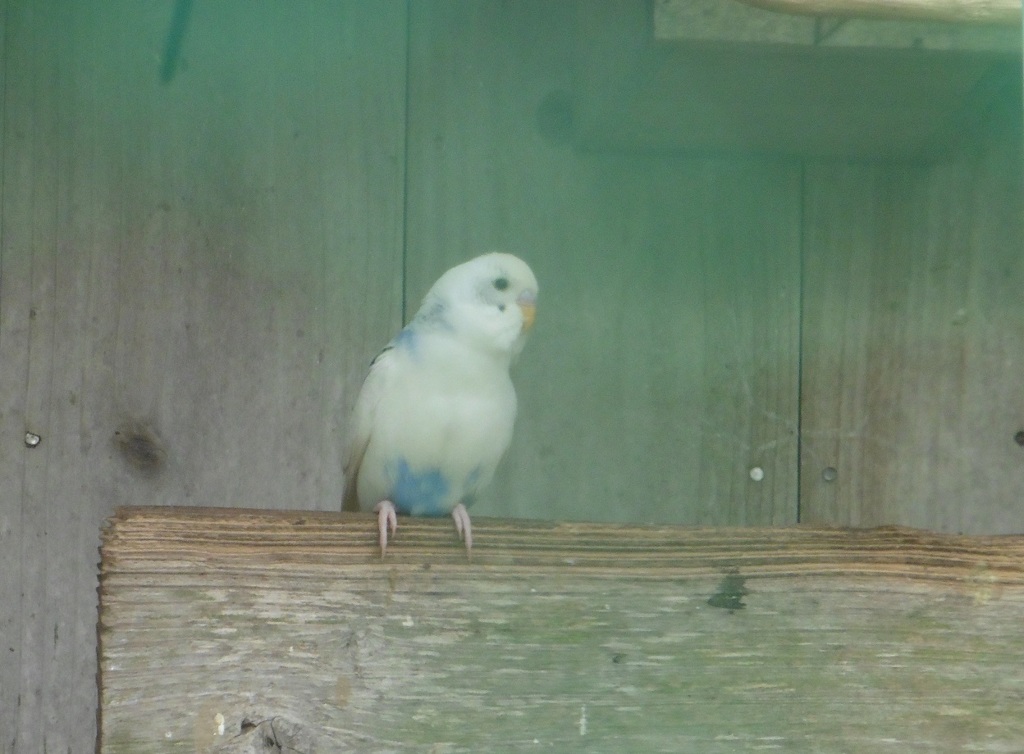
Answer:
24, 431, 41, 448
822, 466, 838, 482
749, 467, 764, 482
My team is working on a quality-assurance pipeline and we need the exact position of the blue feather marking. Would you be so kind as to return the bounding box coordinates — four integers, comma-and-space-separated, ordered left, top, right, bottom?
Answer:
415, 298, 450, 329
390, 459, 451, 516
391, 300, 451, 360
392, 326, 418, 355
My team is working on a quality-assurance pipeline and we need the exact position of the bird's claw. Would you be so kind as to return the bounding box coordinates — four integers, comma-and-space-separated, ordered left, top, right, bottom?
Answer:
372, 501, 472, 558
374, 500, 398, 558
452, 503, 473, 556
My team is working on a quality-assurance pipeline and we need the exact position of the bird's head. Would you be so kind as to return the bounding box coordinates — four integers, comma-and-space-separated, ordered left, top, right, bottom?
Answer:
417, 252, 538, 359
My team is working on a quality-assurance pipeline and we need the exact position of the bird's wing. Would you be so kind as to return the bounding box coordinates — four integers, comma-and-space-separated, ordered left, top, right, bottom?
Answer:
341, 345, 396, 512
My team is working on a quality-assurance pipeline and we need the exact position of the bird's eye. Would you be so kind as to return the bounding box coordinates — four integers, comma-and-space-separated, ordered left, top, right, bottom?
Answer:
493, 277, 509, 291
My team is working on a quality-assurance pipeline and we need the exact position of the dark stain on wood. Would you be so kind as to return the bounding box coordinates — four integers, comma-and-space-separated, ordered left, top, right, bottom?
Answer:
708, 571, 749, 611
113, 420, 167, 474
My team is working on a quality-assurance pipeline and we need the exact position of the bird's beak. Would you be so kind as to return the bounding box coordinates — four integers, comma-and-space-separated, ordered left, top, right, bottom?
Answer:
517, 291, 537, 333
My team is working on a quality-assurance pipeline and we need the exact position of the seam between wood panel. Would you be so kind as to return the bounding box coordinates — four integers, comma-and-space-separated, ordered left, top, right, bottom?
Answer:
0, 0, 7, 316
796, 160, 807, 524
400, 0, 412, 324
0, 0, 5, 274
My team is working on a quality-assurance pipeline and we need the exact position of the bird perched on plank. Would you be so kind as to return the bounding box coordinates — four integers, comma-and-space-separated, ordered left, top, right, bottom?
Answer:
342, 252, 538, 556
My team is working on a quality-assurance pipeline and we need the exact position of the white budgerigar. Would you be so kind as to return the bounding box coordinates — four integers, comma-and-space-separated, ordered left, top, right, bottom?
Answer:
342, 252, 538, 556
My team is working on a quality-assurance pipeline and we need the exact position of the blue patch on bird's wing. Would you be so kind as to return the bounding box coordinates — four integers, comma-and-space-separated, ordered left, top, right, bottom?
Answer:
389, 459, 452, 516
389, 300, 452, 360
392, 326, 418, 355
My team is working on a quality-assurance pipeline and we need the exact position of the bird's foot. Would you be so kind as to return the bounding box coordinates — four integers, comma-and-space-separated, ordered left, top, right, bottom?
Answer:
373, 500, 398, 558
451, 503, 473, 556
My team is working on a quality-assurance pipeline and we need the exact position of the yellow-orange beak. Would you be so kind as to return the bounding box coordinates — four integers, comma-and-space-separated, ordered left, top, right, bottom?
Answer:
517, 291, 537, 333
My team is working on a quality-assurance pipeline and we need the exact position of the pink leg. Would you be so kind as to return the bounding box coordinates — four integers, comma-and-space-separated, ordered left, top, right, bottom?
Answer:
373, 500, 398, 557
451, 503, 472, 555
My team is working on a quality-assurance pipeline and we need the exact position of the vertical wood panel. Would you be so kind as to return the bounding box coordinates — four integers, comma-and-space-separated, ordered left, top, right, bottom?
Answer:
0, 2, 406, 751
800, 110, 1024, 532
405, 0, 802, 526
0, 1, 63, 748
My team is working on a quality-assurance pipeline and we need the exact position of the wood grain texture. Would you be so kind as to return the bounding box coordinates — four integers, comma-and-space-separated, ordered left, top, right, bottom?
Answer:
98, 506, 1024, 753
405, 0, 802, 527
0, 2, 406, 751
800, 109, 1024, 533
0, 2, 68, 750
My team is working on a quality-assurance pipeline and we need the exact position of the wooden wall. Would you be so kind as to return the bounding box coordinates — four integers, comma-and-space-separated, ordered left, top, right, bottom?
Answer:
0, 1, 406, 751
801, 110, 1024, 532
0, 1, 1021, 752
404, 1, 802, 526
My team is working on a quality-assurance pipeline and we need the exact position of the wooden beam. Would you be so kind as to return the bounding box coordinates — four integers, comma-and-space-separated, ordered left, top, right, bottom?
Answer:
99, 507, 1024, 752
653, 0, 1023, 51
734, 0, 1022, 25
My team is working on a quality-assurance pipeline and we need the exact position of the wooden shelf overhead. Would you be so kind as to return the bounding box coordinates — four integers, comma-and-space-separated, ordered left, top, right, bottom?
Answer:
574, 0, 1023, 158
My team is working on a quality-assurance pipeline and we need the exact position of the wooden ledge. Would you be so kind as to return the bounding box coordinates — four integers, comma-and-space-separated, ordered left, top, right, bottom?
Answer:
101, 506, 1024, 579
99, 507, 1024, 752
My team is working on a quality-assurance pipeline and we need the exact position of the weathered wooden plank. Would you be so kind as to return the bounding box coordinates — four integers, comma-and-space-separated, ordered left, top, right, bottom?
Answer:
800, 108, 1024, 533
99, 506, 1024, 753
655, 0, 1023, 48
0, 3, 407, 752
733, 0, 1022, 25
0, 0, 67, 750
406, 0, 801, 527
87, 0, 406, 506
